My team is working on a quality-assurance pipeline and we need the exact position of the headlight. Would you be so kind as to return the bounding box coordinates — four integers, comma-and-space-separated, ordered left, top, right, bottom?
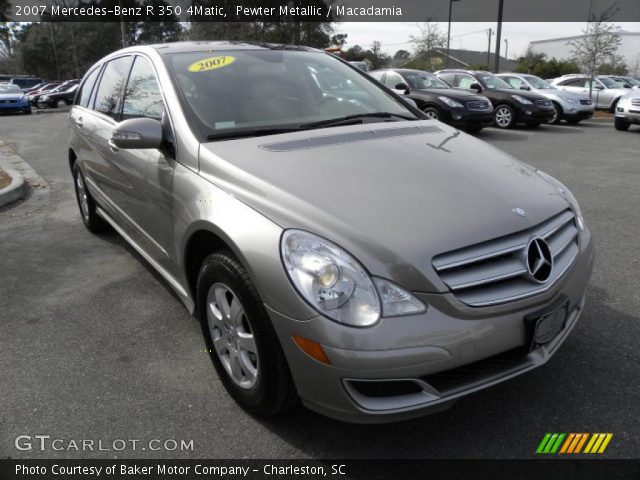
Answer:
617, 97, 629, 108
511, 94, 533, 105
438, 96, 464, 109
558, 95, 578, 104
536, 170, 585, 231
281, 230, 426, 327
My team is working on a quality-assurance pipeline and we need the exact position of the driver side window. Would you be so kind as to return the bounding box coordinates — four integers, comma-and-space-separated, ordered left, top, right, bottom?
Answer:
458, 75, 476, 89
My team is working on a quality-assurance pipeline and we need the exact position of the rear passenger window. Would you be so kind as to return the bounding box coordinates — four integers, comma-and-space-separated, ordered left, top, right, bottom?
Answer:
93, 56, 132, 119
77, 67, 101, 107
122, 56, 164, 121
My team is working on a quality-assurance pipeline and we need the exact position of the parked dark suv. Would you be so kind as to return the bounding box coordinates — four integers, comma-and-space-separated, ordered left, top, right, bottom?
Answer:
370, 69, 494, 132
435, 69, 555, 129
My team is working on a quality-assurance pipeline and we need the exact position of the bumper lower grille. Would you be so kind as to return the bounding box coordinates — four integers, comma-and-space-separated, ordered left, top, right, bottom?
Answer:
432, 210, 579, 307
631, 98, 640, 107
580, 99, 592, 105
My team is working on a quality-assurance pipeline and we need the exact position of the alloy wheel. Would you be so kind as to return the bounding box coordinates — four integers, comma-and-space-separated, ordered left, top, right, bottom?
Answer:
424, 109, 439, 120
75, 173, 90, 221
206, 282, 258, 390
495, 106, 513, 128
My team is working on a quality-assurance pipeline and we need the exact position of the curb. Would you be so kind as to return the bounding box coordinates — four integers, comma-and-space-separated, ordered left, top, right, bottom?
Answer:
35, 108, 69, 114
587, 117, 614, 123
0, 169, 28, 208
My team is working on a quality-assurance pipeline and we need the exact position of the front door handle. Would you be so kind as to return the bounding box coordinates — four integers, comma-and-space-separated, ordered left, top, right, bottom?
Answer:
75, 117, 84, 128
108, 139, 120, 153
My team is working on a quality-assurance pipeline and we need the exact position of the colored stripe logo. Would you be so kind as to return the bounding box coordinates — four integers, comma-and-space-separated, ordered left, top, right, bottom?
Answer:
536, 433, 613, 454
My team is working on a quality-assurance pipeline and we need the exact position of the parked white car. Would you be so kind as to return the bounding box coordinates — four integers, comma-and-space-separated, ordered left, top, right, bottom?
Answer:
614, 88, 640, 131
551, 75, 628, 111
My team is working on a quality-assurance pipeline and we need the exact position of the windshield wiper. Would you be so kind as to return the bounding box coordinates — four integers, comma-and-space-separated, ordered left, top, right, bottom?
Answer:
300, 112, 416, 130
206, 127, 299, 141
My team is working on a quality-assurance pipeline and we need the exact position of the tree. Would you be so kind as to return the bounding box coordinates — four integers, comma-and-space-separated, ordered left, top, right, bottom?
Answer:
409, 21, 446, 55
515, 48, 547, 74
568, 5, 622, 96
391, 49, 411, 67
515, 49, 580, 79
330, 33, 347, 48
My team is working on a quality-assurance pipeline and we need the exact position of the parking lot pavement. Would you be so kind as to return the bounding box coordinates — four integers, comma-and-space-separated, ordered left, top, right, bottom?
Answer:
1, 113, 639, 459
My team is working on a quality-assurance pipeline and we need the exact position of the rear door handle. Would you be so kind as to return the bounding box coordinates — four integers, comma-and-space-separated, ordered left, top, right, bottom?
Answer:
75, 117, 84, 128
108, 139, 120, 153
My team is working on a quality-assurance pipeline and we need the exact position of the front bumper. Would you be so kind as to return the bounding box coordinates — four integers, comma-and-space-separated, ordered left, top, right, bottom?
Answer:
267, 229, 594, 423
447, 110, 494, 129
0, 102, 30, 112
515, 105, 555, 123
615, 105, 640, 124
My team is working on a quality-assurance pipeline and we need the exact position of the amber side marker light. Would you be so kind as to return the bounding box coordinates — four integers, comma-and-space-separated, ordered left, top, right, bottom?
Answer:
292, 334, 332, 365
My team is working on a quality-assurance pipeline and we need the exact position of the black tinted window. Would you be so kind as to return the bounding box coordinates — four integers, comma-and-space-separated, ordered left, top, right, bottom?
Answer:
93, 56, 132, 119
77, 67, 101, 107
122, 56, 164, 121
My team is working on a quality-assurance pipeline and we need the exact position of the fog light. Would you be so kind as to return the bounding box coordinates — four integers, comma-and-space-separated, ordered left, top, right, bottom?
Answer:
525, 110, 532, 115
452, 113, 462, 120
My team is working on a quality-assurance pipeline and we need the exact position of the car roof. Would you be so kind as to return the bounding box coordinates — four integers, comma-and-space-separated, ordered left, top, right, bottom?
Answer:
148, 41, 319, 54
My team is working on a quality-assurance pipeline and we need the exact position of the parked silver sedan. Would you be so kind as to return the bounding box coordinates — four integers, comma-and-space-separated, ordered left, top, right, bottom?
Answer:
551, 75, 628, 111
68, 42, 594, 423
497, 73, 593, 124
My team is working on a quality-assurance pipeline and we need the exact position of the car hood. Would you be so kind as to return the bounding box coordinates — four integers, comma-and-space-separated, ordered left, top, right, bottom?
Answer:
199, 121, 571, 292
413, 88, 488, 101
0, 93, 24, 100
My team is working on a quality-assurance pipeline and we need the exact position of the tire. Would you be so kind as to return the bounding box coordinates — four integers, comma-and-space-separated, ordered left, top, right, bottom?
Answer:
56, 99, 68, 109
493, 104, 515, 129
422, 106, 441, 121
610, 98, 620, 113
197, 251, 297, 417
72, 163, 107, 233
549, 102, 562, 124
614, 117, 630, 131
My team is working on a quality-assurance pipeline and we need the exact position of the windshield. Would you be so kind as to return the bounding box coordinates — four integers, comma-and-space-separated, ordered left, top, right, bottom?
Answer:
0, 84, 22, 94
523, 75, 554, 89
402, 71, 451, 89
477, 73, 512, 89
599, 77, 623, 89
165, 50, 416, 140
620, 77, 640, 86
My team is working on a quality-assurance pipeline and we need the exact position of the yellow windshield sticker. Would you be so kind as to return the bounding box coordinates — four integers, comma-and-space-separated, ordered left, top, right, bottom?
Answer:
187, 56, 235, 73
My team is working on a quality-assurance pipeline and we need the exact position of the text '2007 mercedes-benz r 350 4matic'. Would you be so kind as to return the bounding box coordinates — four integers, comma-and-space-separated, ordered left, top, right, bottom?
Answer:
68, 42, 594, 423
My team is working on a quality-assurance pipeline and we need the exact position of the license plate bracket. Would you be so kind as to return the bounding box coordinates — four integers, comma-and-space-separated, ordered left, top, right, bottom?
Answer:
524, 298, 569, 352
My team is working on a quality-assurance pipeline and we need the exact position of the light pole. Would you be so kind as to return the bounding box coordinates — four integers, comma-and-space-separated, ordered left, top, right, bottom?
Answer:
504, 38, 509, 61
445, 0, 460, 69
493, 0, 504, 73
486, 28, 492, 69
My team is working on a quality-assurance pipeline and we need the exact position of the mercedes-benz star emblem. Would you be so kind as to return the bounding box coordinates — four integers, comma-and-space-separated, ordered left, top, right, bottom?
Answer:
525, 237, 553, 283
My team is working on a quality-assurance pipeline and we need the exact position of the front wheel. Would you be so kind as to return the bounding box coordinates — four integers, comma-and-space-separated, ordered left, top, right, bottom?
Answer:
197, 251, 297, 417
422, 107, 441, 120
494, 105, 515, 129
549, 102, 562, 124
72, 163, 107, 233
614, 117, 630, 131
56, 99, 68, 109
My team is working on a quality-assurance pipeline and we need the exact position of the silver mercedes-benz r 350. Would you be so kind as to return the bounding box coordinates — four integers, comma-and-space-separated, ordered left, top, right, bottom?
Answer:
68, 42, 594, 423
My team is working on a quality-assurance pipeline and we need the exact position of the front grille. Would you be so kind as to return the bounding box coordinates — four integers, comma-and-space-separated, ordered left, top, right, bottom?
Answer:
535, 99, 552, 107
631, 98, 640, 107
0, 100, 17, 104
432, 210, 579, 307
580, 99, 592, 105
466, 100, 491, 111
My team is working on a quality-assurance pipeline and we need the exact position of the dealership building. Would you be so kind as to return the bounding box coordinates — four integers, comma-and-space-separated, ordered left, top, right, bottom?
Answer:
528, 30, 640, 75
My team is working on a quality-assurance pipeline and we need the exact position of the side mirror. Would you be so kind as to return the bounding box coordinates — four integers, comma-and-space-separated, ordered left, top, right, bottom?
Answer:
111, 117, 163, 149
519, 85, 531, 90
469, 82, 482, 92
395, 82, 410, 94
593, 84, 604, 90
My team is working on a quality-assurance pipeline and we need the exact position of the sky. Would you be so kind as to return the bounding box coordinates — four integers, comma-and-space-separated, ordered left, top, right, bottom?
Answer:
336, 22, 640, 59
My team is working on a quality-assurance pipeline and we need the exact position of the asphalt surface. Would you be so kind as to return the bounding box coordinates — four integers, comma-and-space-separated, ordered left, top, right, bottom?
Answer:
1, 113, 639, 460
